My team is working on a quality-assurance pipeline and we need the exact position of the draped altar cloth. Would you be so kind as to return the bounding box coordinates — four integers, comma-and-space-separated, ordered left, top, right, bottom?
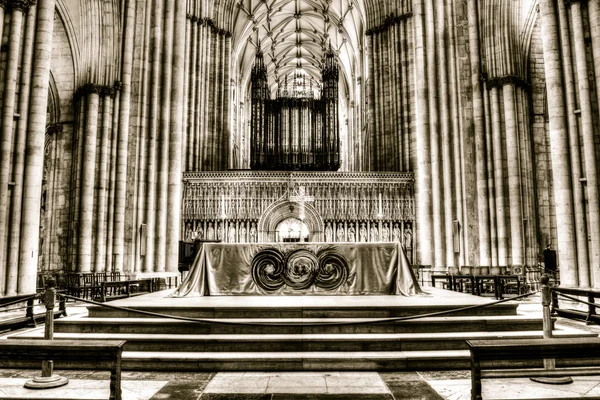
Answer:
171, 243, 424, 296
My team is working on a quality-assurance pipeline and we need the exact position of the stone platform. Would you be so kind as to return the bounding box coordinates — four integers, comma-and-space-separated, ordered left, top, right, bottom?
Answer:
9, 288, 596, 371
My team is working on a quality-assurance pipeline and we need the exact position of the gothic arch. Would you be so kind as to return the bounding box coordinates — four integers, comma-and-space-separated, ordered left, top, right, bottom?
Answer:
257, 199, 324, 242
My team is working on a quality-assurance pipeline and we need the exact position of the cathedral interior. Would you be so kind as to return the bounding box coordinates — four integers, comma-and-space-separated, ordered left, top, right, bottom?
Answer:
0, 0, 600, 296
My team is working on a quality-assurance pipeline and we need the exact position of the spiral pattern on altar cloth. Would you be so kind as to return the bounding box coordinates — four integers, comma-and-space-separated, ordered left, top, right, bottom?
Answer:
282, 249, 320, 290
251, 249, 285, 291
251, 247, 349, 291
315, 250, 349, 290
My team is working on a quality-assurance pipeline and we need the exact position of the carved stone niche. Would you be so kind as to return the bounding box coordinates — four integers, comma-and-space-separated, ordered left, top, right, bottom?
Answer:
258, 199, 324, 243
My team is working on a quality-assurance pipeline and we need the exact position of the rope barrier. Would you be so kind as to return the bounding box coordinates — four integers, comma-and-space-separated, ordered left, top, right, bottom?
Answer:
58, 290, 539, 328
555, 292, 599, 308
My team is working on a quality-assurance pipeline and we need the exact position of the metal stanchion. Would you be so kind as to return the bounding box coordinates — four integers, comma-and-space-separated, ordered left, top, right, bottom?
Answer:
25, 278, 69, 389
530, 274, 572, 384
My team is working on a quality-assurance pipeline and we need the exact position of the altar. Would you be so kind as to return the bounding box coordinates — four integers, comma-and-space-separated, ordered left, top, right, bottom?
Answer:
171, 242, 422, 296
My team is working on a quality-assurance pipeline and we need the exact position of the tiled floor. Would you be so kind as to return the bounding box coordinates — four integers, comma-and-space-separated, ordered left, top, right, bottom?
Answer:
1, 369, 600, 399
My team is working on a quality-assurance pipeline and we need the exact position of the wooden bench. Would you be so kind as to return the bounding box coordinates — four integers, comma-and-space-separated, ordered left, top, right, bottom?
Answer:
467, 338, 600, 400
0, 339, 125, 400
97, 279, 154, 302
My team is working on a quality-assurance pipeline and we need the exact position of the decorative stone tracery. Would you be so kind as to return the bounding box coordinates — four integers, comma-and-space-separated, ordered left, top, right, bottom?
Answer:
182, 171, 416, 262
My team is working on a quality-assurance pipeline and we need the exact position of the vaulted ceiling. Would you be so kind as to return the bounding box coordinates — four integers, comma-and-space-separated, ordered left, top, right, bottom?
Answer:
229, 0, 366, 100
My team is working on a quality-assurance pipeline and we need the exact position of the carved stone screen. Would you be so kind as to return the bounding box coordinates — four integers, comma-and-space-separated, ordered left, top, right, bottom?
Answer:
181, 171, 416, 263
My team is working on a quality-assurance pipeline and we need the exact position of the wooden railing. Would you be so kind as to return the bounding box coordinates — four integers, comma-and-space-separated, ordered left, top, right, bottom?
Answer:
0, 293, 66, 332
551, 286, 600, 325
431, 274, 523, 299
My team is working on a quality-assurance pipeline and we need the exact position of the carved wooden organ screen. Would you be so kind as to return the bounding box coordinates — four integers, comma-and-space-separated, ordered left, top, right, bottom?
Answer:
250, 46, 340, 171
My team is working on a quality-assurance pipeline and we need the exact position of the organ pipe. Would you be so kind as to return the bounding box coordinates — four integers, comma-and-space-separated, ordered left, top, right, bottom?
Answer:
250, 45, 340, 171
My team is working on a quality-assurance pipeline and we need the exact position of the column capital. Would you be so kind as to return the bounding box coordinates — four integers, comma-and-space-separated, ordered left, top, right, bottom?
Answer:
11, 0, 36, 11
565, 0, 587, 7
76, 83, 102, 97
46, 123, 63, 135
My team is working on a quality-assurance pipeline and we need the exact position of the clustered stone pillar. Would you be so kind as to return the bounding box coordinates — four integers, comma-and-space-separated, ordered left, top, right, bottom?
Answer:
131, 0, 188, 273
537, 0, 578, 286
532, 0, 600, 287
17, 0, 56, 294
0, 0, 38, 295
468, 0, 491, 267
412, 0, 433, 267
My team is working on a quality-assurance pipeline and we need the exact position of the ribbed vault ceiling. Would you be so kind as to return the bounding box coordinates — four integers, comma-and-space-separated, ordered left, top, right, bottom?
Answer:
230, 0, 366, 98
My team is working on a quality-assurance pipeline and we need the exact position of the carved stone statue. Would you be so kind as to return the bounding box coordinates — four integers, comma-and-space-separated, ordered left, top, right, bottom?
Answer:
370, 222, 379, 242
197, 223, 204, 240
404, 226, 413, 248
325, 222, 333, 242
359, 222, 367, 242
381, 222, 390, 242
207, 221, 215, 240
337, 222, 345, 242
185, 222, 192, 241
250, 222, 257, 243
347, 222, 356, 242
228, 222, 236, 243
240, 221, 247, 243
392, 223, 401, 242
217, 221, 223, 241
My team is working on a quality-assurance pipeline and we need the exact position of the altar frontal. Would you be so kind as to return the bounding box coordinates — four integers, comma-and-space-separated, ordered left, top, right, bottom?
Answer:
172, 243, 423, 296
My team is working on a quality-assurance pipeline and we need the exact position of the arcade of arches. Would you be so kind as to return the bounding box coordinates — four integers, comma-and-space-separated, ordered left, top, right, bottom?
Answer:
0, 0, 600, 295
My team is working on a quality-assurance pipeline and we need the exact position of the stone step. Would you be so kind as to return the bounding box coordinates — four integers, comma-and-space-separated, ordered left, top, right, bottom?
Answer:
86, 302, 519, 319
52, 315, 544, 335
124, 350, 474, 371
11, 328, 596, 353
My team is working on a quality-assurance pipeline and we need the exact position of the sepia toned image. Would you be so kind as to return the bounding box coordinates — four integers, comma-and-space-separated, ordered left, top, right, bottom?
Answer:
1, 0, 600, 398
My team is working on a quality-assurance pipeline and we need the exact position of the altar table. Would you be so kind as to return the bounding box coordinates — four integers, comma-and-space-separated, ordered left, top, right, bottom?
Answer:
171, 243, 423, 296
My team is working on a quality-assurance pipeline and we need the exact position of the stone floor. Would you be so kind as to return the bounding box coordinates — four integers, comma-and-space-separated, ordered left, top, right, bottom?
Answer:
1, 369, 600, 399
2, 295, 600, 399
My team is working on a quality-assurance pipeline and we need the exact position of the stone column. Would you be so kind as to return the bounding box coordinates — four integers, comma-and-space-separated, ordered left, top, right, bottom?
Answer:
187, 17, 198, 171
589, 0, 600, 134
468, 0, 491, 267
155, 0, 175, 272
412, 0, 433, 266
6, 3, 37, 295
94, 89, 114, 272
558, 0, 588, 286
166, 0, 185, 272
113, 0, 137, 273
17, 0, 55, 294
483, 82, 498, 266
367, 34, 376, 171
143, 0, 165, 273
0, 0, 28, 286
491, 86, 508, 266
106, 86, 120, 272
571, 1, 600, 287
538, 0, 578, 286
503, 83, 524, 265
78, 86, 101, 273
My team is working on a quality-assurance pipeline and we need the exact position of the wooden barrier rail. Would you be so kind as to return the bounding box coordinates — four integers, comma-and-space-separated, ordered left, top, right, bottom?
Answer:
467, 337, 600, 400
96, 279, 154, 302
0, 294, 66, 332
431, 274, 522, 299
0, 339, 125, 400
551, 287, 600, 325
